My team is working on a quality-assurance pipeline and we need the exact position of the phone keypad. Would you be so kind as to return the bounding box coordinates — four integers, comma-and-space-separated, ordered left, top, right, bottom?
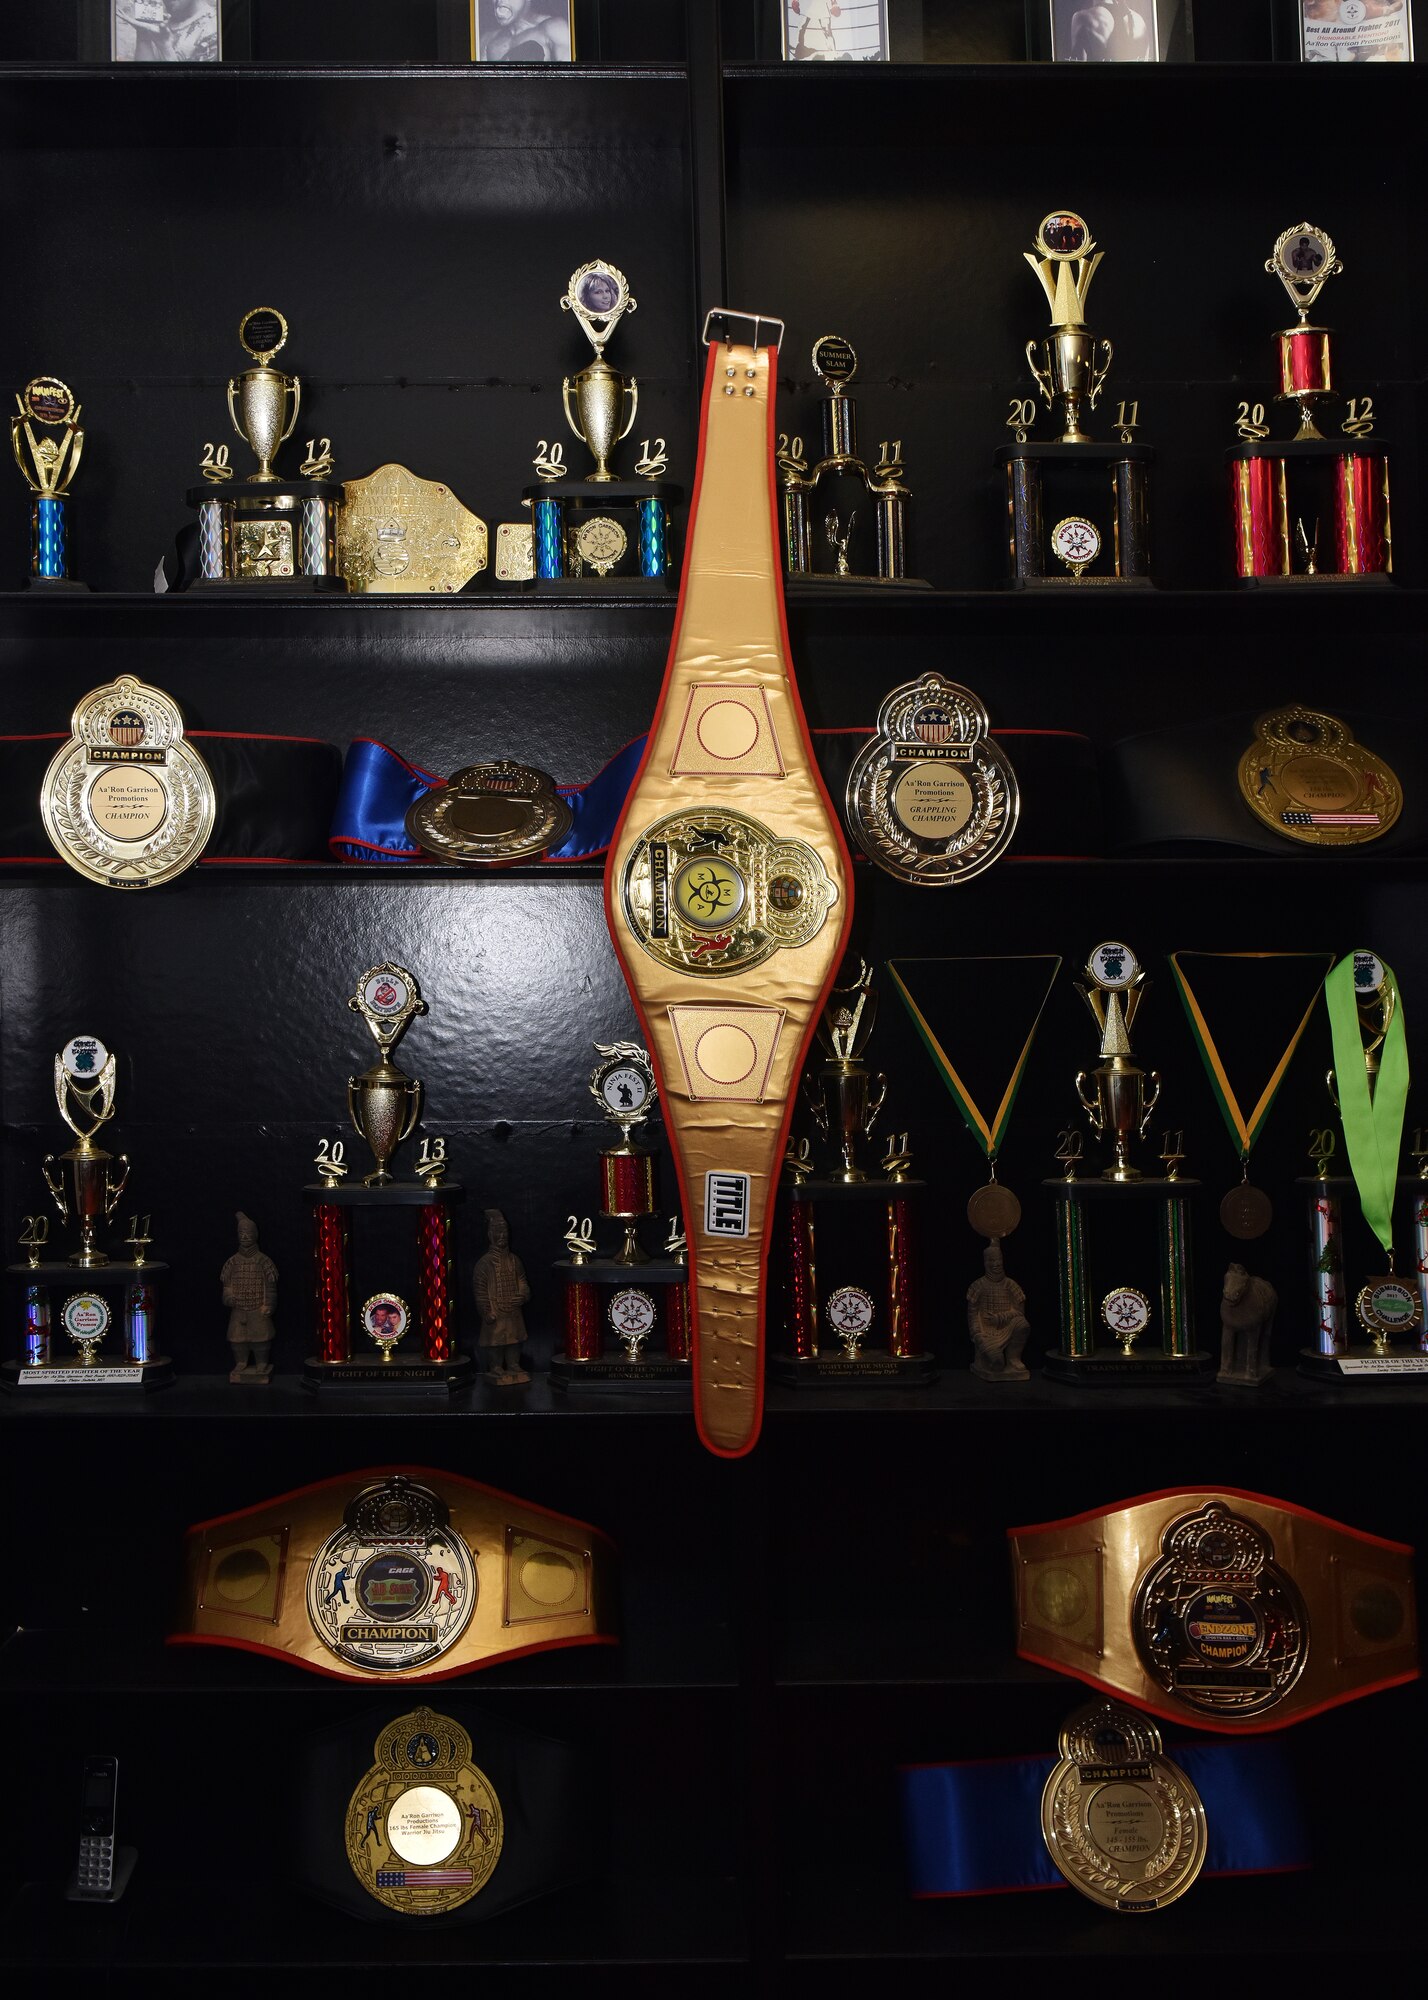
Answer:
77, 1836, 113, 1892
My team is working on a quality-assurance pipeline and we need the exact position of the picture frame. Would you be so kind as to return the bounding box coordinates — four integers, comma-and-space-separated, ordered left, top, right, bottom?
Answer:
1029, 1, 1194, 63
781, 1, 892, 64
76, 0, 250, 62
470, 0, 576, 62
1277, 0, 1415, 63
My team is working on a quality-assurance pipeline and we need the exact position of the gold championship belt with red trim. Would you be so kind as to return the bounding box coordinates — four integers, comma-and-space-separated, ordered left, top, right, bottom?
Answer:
605, 312, 853, 1457
170, 1468, 616, 1682
1010, 1487, 1417, 1732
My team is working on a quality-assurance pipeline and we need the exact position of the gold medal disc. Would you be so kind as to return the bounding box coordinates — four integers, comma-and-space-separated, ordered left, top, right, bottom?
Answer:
345, 1707, 503, 1916
1041, 1701, 1207, 1912
967, 1182, 1022, 1240
1237, 706, 1400, 848
1220, 1183, 1273, 1240
846, 674, 1019, 886
407, 761, 573, 865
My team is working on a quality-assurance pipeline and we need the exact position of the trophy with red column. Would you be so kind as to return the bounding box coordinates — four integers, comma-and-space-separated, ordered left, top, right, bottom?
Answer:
1229, 222, 1391, 584
302, 964, 473, 1393
550, 1042, 691, 1387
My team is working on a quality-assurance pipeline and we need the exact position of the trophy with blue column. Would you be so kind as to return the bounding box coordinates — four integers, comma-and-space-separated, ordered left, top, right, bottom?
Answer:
11, 377, 88, 589
520, 261, 680, 590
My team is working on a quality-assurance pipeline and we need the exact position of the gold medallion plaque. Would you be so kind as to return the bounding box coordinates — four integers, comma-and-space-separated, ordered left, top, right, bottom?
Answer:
345, 1707, 504, 1916
1238, 706, 1400, 847
1041, 1701, 1207, 1912
845, 674, 1019, 886
339, 463, 488, 594
40, 674, 215, 889
406, 761, 574, 864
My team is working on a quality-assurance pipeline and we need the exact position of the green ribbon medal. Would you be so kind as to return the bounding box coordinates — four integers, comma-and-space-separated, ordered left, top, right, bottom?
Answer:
1325, 949, 1409, 1261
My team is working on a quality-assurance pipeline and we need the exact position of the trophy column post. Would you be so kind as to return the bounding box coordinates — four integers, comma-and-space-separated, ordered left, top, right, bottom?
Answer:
1230, 453, 1289, 578
196, 497, 227, 580
1005, 456, 1044, 581
534, 496, 566, 579
1111, 458, 1152, 579
311, 1199, 351, 1363
885, 1191, 918, 1359
1334, 450, 1391, 576
666, 1276, 693, 1361
875, 490, 909, 581
21, 1284, 50, 1367
1156, 1191, 1194, 1358
637, 496, 668, 578
299, 495, 336, 579
1303, 1177, 1348, 1358
785, 1191, 818, 1360
415, 1199, 455, 1364
562, 1276, 601, 1362
1051, 1186, 1092, 1358
124, 1275, 157, 1364
32, 495, 68, 580
1412, 1183, 1428, 1351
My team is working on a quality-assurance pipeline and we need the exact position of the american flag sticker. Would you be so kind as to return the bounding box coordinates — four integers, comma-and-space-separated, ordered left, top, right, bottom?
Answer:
376, 1868, 474, 1888
705, 1171, 751, 1238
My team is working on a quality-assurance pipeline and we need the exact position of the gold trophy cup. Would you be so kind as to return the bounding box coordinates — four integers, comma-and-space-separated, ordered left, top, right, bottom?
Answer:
346, 965, 426, 1186
1074, 942, 1160, 1182
560, 261, 638, 482
228, 307, 301, 483
806, 959, 889, 1185
41, 1036, 131, 1267
1024, 213, 1113, 446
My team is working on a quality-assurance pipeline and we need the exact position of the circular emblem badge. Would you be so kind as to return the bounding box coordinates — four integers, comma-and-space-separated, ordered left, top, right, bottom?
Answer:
1237, 707, 1400, 849
826, 1285, 875, 1353
238, 306, 289, 362
1035, 211, 1091, 260
1087, 941, 1138, 990
1041, 1701, 1207, 1912
620, 806, 838, 977
345, 1706, 503, 1916
589, 1041, 657, 1131
60, 1035, 110, 1083
22, 376, 77, 427
40, 675, 215, 890
61, 1292, 111, 1356
1050, 516, 1101, 578
307, 1476, 477, 1674
1101, 1287, 1152, 1352
406, 761, 573, 865
1355, 1278, 1422, 1346
573, 515, 627, 576
608, 1289, 656, 1354
362, 1292, 411, 1359
811, 333, 858, 389
845, 674, 1019, 887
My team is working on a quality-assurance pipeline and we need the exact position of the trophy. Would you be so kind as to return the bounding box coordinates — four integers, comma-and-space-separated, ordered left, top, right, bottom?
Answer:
1044, 946, 1209, 1382
2, 1038, 172, 1391
550, 1043, 692, 1386
994, 212, 1153, 587
11, 376, 87, 587
186, 308, 345, 591
303, 967, 473, 1393
1228, 224, 1391, 583
777, 334, 917, 585
517, 263, 680, 588
771, 963, 934, 1385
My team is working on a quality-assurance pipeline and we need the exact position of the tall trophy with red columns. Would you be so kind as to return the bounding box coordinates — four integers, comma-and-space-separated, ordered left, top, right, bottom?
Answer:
1229, 222, 1391, 584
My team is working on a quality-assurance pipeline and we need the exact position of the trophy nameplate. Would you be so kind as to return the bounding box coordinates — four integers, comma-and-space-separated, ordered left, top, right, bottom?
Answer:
406, 762, 573, 864
345, 1707, 503, 1916
339, 464, 488, 594
495, 523, 535, 581
41, 676, 216, 890
1237, 705, 1401, 847
1041, 1701, 1207, 1912
845, 674, 1019, 885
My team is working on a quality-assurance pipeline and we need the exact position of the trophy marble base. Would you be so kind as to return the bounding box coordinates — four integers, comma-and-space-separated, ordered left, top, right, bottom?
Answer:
1233, 572, 1392, 589
1043, 1348, 1215, 1384
301, 1353, 475, 1396
1, 1354, 173, 1392
23, 575, 90, 591
784, 574, 933, 595
1009, 574, 1155, 592
1298, 1345, 1428, 1381
770, 1349, 937, 1387
550, 1353, 691, 1389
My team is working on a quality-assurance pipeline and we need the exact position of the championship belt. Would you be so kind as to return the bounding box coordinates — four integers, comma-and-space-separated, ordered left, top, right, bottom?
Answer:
171, 1467, 617, 1682
1010, 1486, 1417, 1732
605, 312, 853, 1456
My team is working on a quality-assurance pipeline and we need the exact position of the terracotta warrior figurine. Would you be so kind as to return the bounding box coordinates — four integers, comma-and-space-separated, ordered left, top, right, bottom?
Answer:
1218, 1262, 1277, 1386
222, 1211, 278, 1385
967, 1240, 1031, 1383
473, 1208, 531, 1386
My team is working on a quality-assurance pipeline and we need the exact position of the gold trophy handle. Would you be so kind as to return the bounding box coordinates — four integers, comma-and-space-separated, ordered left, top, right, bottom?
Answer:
865, 1072, 888, 1143
1138, 1072, 1162, 1142
1075, 1071, 1104, 1133
804, 1075, 829, 1142
1025, 340, 1054, 407
104, 1154, 132, 1218
561, 376, 585, 445
41, 1156, 69, 1223
226, 376, 245, 446
1089, 339, 1114, 411
346, 1076, 363, 1142
398, 1079, 423, 1146
280, 374, 302, 448
618, 377, 639, 445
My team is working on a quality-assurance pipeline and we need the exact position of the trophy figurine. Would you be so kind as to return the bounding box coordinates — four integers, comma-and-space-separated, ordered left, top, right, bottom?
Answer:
805, 960, 888, 1185
1045, 946, 1208, 1383
1074, 942, 1160, 1183
519, 262, 679, 588
347, 965, 426, 1186
1229, 223, 1391, 583
995, 212, 1153, 586
473, 1208, 531, 1387
186, 308, 345, 591
222, 1212, 278, 1386
778, 334, 916, 584
12, 376, 87, 587
42, 1036, 130, 1268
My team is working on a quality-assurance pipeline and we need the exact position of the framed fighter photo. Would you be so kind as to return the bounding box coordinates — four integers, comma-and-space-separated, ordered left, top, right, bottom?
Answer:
111, 0, 220, 60
1281, 0, 1415, 62
1030, 1, 1193, 60
471, 0, 575, 61
782, 0, 891, 62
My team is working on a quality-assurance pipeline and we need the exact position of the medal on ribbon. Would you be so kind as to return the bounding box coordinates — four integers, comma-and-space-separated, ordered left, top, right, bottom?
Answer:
1167, 952, 1332, 1240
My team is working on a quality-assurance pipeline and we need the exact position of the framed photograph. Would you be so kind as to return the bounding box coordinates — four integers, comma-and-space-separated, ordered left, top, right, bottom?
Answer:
782, 1, 892, 63
471, 0, 575, 62
112, 0, 220, 61
1292, 0, 1414, 62
1031, 2, 1193, 61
